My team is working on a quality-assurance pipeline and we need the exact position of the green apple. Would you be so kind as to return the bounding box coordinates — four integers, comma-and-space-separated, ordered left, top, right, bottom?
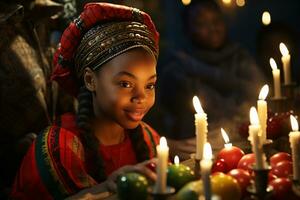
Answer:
176, 180, 203, 200
167, 164, 196, 191
117, 172, 149, 200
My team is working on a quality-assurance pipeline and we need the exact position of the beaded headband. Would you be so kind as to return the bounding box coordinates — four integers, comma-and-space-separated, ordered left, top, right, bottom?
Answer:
74, 21, 158, 79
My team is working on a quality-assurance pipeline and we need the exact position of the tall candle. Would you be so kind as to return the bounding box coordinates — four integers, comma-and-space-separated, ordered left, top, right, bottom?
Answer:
248, 107, 267, 169
257, 84, 269, 143
289, 115, 300, 182
270, 58, 281, 98
201, 143, 212, 200
193, 96, 208, 160
279, 43, 291, 84
155, 137, 169, 193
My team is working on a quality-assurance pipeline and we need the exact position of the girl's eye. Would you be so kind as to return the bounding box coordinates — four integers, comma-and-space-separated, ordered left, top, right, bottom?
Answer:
146, 83, 156, 90
119, 81, 132, 88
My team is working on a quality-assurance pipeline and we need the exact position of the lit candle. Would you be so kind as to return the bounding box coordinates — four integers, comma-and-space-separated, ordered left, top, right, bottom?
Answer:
248, 107, 267, 169
289, 115, 300, 182
155, 137, 169, 193
270, 58, 281, 98
201, 143, 213, 200
193, 96, 208, 160
257, 84, 269, 143
279, 43, 291, 84
217, 128, 245, 171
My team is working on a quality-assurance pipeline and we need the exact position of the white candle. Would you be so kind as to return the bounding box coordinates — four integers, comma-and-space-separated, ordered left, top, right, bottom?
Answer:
257, 84, 269, 143
201, 143, 212, 200
248, 107, 267, 169
193, 96, 208, 160
270, 58, 281, 98
221, 128, 232, 148
280, 43, 291, 84
289, 115, 300, 182
155, 137, 169, 193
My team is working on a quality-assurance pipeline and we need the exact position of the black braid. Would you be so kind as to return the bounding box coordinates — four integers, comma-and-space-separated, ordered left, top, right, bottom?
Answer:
129, 126, 151, 162
76, 86, 106, 182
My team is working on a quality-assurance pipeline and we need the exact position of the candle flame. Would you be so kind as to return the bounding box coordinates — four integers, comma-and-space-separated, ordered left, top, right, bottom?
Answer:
250, 107, 259, 125
279, 43, 289, 57
269, 58, 278, 70
160, 137, 168, 147
221, 128, 230, 143
290, 115, 299, 131
193, 96, 204, 113
258, 84, 269, 100
181, 0, 191, 6
262, 11, 271, 25
222, 0, 231, 5
174, 155, 180, 165
203, 143, 212, 160
236, 0, 245, 7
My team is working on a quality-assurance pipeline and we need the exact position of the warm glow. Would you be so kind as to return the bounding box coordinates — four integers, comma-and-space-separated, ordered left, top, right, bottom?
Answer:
279, 43, 289, 57
193, 96, 204, 113
258, 84, 269, 100
182, 0, 191, 6
174, 155, 180, 165
262, 11, 271, 25
221, 128, 230, 143
269, 58, 278, 70
236, 0, 245, 7
290, 115, 299, 131
203, 143, 212, 160
160, 137, 168, 148
222, 0, 232, 5
250, 107, 259, 125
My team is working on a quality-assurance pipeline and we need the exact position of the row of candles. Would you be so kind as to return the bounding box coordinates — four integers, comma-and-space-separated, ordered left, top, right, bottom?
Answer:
270, 42, 292, 99
154, 87, 300, 198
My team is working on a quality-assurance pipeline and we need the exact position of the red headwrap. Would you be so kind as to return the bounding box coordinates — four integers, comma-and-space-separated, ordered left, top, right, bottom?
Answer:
51, 3, 159, 97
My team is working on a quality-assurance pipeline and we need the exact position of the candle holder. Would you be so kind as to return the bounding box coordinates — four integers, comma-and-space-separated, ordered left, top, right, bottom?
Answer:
282, 82, 297, 99
292, 180, 300, 197
268, 96, 288, 113
247, 165, 273, 199
262, 139, 274, 159
148, 186, 175, 200
189, 153, 201, 179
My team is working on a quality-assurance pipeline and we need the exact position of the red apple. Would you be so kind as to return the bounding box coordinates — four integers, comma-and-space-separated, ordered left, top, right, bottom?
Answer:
227, 169, 251, 197
269, 178, 293, 200
237, 153, 255, 174
270, 152, 292, 168
238, 122, 250, 138
268, 172, 278, 182
271, 160, 293, 178
212, 159, 228, 173
217, 146, 245, 171
267, 116, 282, 139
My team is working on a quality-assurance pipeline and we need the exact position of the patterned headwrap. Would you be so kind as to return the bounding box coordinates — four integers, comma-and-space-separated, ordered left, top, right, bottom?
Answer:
51, 3, 159, 96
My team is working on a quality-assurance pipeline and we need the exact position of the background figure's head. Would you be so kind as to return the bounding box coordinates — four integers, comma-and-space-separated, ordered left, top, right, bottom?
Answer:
183, 0, 227, 50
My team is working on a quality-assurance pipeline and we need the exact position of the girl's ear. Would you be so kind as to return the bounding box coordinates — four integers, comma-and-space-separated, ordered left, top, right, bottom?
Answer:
83, 68, 96, 92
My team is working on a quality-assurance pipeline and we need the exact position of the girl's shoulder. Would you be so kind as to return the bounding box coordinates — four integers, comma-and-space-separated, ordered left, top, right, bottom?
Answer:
140, 121, 160, 142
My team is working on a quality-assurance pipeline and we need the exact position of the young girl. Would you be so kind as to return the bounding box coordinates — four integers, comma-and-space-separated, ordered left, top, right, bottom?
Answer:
12, 2, 160, 199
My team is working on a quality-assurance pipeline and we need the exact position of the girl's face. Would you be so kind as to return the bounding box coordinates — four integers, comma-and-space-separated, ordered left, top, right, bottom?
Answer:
85, 48, 157, 129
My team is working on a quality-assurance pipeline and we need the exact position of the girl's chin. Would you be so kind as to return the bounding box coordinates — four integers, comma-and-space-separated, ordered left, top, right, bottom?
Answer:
122, 121, 141, 130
